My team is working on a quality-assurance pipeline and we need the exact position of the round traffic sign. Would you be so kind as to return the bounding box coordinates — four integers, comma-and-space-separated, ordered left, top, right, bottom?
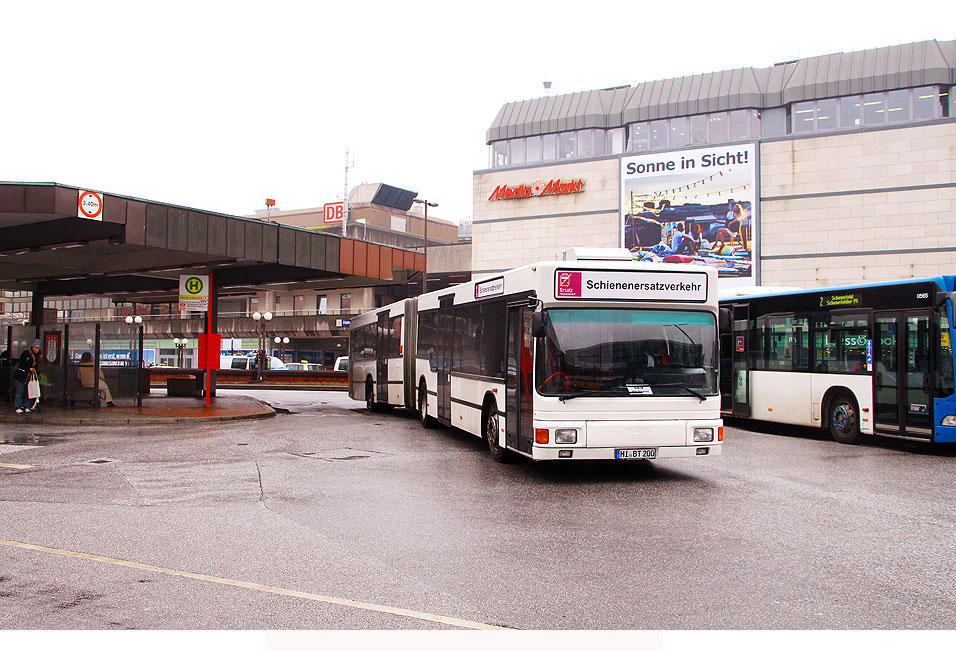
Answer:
78, 191, 103, 219
184, 277, 204, 295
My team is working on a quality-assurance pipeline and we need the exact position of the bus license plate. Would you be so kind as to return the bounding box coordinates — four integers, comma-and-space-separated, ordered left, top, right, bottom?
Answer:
616, 448, 657, 460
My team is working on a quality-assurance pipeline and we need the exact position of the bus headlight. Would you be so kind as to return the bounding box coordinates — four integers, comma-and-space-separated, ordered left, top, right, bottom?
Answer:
693, 427, 715, 442
942, 415, 956, 427
554, 429, 578, 444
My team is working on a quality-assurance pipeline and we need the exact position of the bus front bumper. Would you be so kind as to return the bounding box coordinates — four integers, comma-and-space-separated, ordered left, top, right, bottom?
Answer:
531, 444, 722, 461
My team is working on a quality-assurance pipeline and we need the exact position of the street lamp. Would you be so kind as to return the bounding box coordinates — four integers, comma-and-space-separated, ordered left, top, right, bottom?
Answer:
274, 336, 290, 361
412, 198, 438, 295
252, 311, 273, 381
172, 337, 188, 368
125, 315, 145, 407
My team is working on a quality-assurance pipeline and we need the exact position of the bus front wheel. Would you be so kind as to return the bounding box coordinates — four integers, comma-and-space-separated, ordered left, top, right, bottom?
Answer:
828, 393, 859, 444
418, 380, 435, 429
484, 403, 512, 463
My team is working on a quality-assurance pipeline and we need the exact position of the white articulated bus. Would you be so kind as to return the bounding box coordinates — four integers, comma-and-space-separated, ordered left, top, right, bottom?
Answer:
349, 249, 724, 462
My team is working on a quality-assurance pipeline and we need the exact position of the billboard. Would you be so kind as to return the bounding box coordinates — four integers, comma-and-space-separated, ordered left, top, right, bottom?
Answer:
621, 144, 757, 285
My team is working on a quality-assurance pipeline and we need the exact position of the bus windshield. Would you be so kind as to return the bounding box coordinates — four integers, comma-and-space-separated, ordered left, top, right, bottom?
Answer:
536, 309, 718, 397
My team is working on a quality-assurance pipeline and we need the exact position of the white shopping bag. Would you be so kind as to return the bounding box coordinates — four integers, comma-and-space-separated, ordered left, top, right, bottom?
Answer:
27, 375, 41, 400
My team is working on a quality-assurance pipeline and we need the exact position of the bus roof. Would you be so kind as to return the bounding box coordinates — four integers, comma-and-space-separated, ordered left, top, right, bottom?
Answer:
719, 275, 956, 302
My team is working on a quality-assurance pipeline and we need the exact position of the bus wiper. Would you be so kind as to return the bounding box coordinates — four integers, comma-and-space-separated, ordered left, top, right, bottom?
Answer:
648, 382, 706, 402
558, 388, 629, 402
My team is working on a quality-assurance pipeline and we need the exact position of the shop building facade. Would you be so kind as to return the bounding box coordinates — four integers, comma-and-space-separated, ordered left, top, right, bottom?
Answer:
474, 39, 956, 289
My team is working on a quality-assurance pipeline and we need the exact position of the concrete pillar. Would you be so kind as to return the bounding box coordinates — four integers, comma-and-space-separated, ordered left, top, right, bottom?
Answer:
30, 292, 44, 326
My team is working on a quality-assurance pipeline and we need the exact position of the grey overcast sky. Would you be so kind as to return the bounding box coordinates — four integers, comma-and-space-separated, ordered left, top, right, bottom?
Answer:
1, 1, 953, 224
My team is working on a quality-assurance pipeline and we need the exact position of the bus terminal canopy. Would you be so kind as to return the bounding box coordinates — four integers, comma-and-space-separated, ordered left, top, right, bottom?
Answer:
0, 182, 425, 308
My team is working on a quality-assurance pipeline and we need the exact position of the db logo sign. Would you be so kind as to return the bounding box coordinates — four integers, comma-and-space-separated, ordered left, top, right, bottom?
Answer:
323, 202, 345, 224
77, 191, 104, 221
556, 271, 582, 298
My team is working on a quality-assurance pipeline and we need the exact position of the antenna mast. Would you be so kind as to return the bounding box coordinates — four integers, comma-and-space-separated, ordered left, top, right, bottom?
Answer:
342, 150, 355, 238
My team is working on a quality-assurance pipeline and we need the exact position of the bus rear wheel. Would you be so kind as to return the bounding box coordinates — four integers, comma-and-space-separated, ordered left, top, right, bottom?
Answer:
828, 393, 859, 444
418, 380, 435, 429
365, 379, 377, 413
485, 403, 512, 463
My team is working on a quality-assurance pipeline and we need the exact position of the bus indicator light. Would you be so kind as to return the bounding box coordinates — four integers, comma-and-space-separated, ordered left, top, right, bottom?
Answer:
535, 428, 549, 444
718, 427, 724, 441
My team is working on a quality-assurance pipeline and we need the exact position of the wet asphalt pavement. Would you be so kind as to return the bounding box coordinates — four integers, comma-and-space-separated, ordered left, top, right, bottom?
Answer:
1, 388, 955, 630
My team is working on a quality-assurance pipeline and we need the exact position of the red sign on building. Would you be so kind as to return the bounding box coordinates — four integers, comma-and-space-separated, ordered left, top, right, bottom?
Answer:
488, 179, 584, 201
323, 202, 345, 223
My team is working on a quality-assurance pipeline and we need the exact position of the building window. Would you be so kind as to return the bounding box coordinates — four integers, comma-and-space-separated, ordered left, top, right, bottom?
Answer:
526, 135, 542, 162
729, 109, 757, 141
340, 293, 351, 312
648, 120, 668, 150
510, 138, 526, 164
709, 112, 729, 142
913, 86, 940, 120
542, 133, 557, 160
558, 131, 576, 159
492, 141, 509, 167
886, 89, 910, 123
628, 123, 649, 151
669, 116, 689, 148
689, 114, 708, 144
317, 295, 327, 314
862, 92, 885, 125
608, 127, 625, 154
839, 96, 861, 127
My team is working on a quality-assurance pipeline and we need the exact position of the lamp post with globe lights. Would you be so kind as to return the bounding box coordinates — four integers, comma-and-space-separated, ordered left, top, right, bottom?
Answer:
173, 337, 188, 369
274, 336, 290, 362
252, 311, 273, 381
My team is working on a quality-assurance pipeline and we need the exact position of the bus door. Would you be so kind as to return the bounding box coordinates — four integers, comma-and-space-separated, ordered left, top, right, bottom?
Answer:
505, 304, 534, 453
437, 296, 454, 422
874, 310, 934, 438
376, 311, 389, 403
732, 304, 751, 417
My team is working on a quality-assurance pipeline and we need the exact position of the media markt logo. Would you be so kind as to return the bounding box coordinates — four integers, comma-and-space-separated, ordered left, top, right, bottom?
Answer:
556, 271, 582, 298
184, 277, 204, 295
488, 178, 584, 201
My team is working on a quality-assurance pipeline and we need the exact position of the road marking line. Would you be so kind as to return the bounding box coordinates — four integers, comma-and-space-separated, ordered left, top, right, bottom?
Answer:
0, 538, 507, 630
0, 463, 33, 469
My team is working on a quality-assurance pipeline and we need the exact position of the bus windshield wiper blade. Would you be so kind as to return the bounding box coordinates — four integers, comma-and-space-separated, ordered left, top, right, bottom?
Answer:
558, 389, 629, 402
648, 382, 706, 402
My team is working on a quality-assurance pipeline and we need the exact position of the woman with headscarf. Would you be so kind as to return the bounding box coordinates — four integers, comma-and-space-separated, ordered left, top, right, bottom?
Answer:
77, 351, 116, 407
13, 339, 41, 414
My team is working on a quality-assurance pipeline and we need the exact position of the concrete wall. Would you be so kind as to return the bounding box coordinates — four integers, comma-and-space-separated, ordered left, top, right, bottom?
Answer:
759, 120, 956, 287
472, 158, 620, 275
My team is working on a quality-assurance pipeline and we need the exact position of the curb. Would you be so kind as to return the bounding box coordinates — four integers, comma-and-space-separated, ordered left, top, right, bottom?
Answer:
0, 398, 276, 427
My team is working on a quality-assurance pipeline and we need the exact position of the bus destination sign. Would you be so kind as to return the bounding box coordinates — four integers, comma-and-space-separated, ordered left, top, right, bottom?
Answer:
821, 293, 861, 307
475, 276, 504, 299
555, 270, 708, 302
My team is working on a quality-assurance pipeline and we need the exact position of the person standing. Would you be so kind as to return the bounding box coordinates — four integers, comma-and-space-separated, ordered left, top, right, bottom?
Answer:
14, 339, 40, 414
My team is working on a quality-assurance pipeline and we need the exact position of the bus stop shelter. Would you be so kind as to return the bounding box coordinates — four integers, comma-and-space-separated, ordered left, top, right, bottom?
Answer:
0, 182, 424, 403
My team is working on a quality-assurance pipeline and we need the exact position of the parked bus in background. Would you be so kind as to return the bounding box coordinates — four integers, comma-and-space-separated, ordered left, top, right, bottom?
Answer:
719, 277, 956, 444
349, 248, 724, 462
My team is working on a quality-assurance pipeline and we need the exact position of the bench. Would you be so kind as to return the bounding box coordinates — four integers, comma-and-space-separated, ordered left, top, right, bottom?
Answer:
165, 371, 205, 397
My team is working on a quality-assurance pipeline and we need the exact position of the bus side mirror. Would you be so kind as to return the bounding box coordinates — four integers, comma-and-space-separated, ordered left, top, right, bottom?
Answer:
719, 308, 733, 334
531, 312, 547, 338
935, 291, 955, 308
